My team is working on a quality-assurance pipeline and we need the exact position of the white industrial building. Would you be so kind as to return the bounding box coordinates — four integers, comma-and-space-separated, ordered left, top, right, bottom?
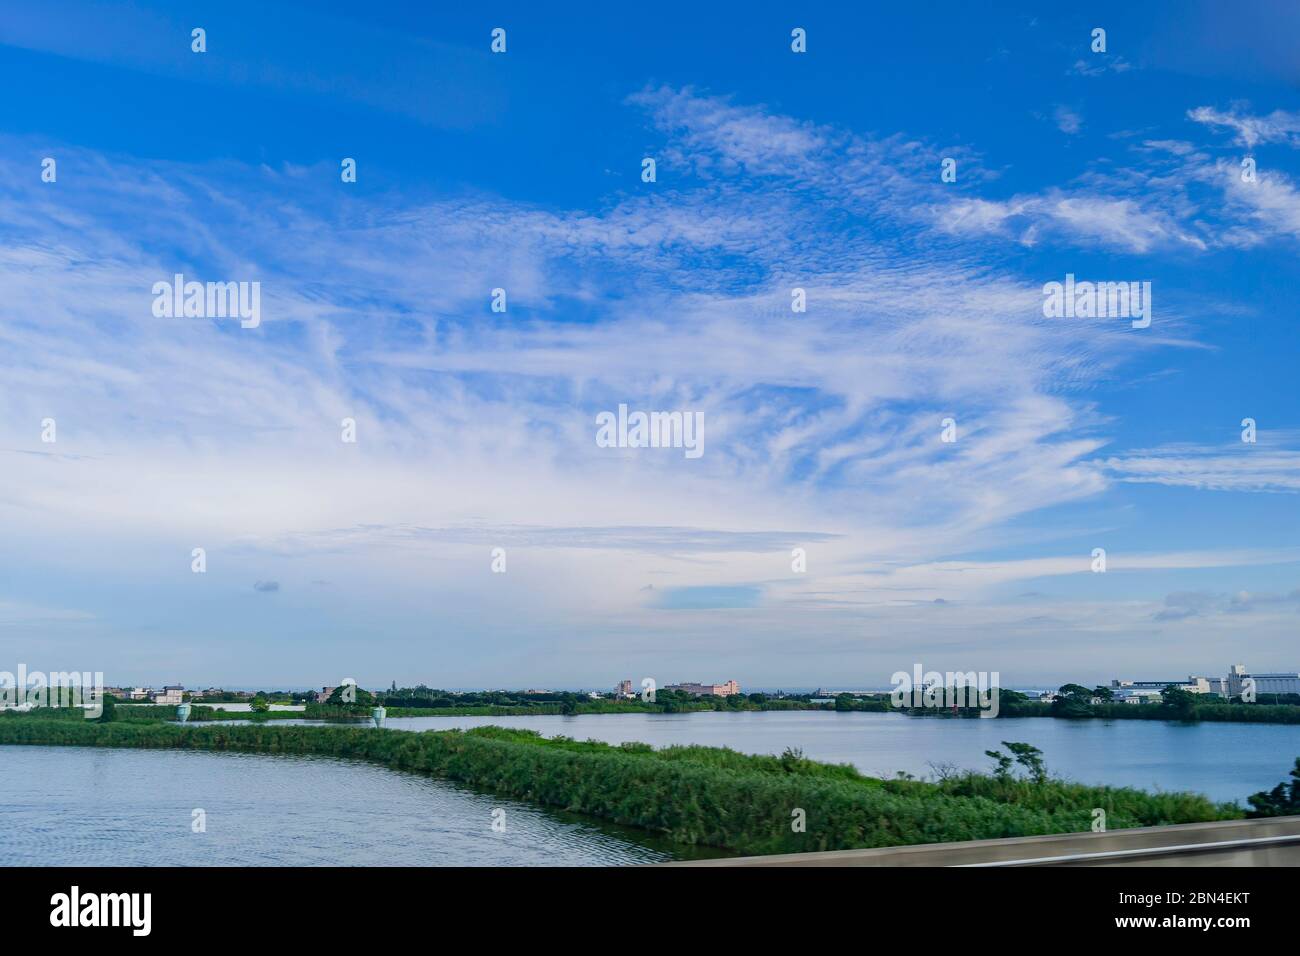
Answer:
1111, 687, 1166, 704
1226, 664, 1300, 698
1108, 664, 1300, 703
1110, 676, 1216, 700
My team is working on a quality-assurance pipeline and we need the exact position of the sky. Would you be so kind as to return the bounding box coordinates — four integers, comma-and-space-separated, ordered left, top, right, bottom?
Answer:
0, 0, 1298, 690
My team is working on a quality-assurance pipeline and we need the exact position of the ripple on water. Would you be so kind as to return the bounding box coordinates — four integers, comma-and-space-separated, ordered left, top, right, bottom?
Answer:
0, 746, 684, 866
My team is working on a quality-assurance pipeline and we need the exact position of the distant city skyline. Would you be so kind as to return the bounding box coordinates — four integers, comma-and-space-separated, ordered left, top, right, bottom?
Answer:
89, 658, 1300, 697
2, 1, 1298, 688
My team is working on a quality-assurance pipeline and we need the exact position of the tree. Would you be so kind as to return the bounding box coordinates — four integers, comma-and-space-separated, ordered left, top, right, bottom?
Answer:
1051, 684, 1094, 719
1246, 758, 1300, 817
250, 693, 270, 713
326, 685, 374, 708
1091, 686, 1114, 702
1003, 740, 1047, 784
985, 748, 1013, 782
834, 693, 856, 712
1160, 685, 1196, 719
779, 747, 805, 771
97, 695, 116, 722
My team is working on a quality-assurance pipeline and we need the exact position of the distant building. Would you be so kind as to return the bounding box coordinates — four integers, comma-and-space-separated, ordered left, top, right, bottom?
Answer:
317, 686, 336, 703
129, 688, 150, 701
1110, 676, 1215, 695
1227, 663, 1300, 697
664, 680, 740, 697
811, 686, 873, 697
1108, 665, 1300, 701
152, 686, 184, 706
1112, 687, 1164, 704
615, 679, 634, 698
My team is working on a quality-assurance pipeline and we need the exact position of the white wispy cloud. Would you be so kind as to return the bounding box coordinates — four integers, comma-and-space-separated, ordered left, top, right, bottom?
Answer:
1054, 105, 1083, 135
938, 190, 1203, 252
1188, 105, 1300, 148
1068, 56, 1133, 77
921, 103, 1300, 253
0, 122, 1141, 621
1101, 443, 1300, 492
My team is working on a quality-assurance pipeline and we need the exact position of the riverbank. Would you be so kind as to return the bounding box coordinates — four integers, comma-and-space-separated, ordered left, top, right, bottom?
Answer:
996, 699, 1300, 724
115, 705, 305, 722
0, 715, 1238, 856
312, 693, 1300, 724
122, 698, 1300, 725
307, 699, 873, 719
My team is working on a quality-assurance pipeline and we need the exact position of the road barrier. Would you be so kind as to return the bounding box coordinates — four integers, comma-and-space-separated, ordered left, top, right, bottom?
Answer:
674, 815, 1300, 866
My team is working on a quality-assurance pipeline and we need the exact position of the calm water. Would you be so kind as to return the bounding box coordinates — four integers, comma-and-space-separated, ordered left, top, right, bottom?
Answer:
367, 710, 1298, 804
0, 745, 701, 866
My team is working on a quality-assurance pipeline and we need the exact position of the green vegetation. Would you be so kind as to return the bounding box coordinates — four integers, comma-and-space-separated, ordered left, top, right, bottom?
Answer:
315, 690, 896, 720
1246, 758, 1300, 818
381, 686, 636, 710
0, 714, 1239, 856
326, 685, 376, 708
192, 690, 312, 705
302, 685, 385, 719
114, 680, 1300, 726
311, 685, 895, 719
1176, 702, 1300, 723
993, 685, 1300, 725
190, 690, 245, 702
985, 741, 1046, 784
7, 700, 304, 723
31, 680, 1300, 728
386, 703, 564, 717
0, 705, 90, 721
1079, 698, 1300, 724
1050, 684, 1097, 719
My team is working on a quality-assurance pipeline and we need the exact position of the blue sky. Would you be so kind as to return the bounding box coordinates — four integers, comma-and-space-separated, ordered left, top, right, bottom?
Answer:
1, 0, 1298, 689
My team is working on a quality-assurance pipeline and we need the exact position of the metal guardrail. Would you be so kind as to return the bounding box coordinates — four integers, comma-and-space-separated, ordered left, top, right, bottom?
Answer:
963, 832, 1300, 866
671, 815, 1300, 866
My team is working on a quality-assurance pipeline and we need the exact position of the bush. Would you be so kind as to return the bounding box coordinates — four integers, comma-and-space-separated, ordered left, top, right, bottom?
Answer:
1246, 758, 1300, 817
